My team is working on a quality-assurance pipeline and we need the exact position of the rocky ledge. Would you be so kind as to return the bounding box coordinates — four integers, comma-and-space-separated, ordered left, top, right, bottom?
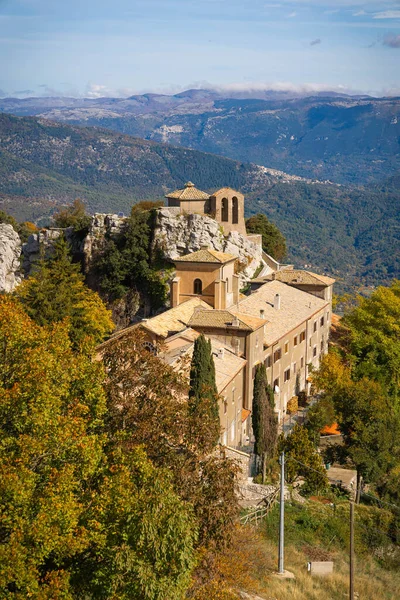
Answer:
0, 224, 22, 293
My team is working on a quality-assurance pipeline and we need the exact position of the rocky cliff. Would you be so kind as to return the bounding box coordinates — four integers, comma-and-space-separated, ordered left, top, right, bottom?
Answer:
0, 224, 22, 292
153, 208, 263, 284
7, 209, 262, 304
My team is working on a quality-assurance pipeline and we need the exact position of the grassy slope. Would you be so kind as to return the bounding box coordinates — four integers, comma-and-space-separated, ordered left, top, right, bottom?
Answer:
205, 500, 400, 600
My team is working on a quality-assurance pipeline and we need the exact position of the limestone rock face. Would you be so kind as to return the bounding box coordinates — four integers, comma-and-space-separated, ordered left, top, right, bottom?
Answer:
0, 223, 22, 292
153, 209, 262, 283
83, 213, 127, 272
22, 228, 65, 275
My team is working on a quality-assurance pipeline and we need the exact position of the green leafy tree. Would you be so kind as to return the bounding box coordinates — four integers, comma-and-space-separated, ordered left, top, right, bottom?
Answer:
15, 235, 114, 348
52, 199, 91, 231
314, 352, 400, 496
188, 334, 221, 453
305, 396, 336, 446
93, 205, 167, 310
279, 424, 329, 493
0, 297, 198, 599
343, 280, 400, 397
0, 296, 106, 598
252, 364, 278, 483
75, 447, 197, 600
102, 331, 239, 549
245, 213, 287, 261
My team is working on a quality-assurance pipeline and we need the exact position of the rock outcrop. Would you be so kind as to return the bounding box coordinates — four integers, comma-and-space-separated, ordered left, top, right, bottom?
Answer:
0, 224, 22, 292
22, 228, 65, 275
153, 208, 263, 283
82, 213, 128, 272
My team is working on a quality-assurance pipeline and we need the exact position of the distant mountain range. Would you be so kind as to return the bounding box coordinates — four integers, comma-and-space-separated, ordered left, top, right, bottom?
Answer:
1, 90, 399, 184
0, 112, 399, 293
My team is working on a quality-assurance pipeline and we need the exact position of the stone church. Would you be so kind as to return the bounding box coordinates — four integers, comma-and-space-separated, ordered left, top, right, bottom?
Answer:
166, 182, 247, 236
100, 183, 335, 450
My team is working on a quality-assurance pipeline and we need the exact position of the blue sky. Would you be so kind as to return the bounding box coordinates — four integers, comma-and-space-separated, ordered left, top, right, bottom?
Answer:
0, 0, 399, 97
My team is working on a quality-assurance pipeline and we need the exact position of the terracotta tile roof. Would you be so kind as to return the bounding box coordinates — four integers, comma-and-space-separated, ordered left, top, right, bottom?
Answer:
274, 269, 335, 286
165, 181, 210, 201
211, 186, 241, 195
141, 298, 212, 338
160, 329, 246, 393
188, 308, 265, 332
237, 280, 329, 345
175, 248, 236, 264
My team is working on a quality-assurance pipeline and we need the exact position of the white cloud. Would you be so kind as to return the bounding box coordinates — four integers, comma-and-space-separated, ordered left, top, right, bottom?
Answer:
287, 11, 297, 17
208, 81, 350, 94
373, 10, 400, 19
353, 10, 366, 16
85, 83, 114, 98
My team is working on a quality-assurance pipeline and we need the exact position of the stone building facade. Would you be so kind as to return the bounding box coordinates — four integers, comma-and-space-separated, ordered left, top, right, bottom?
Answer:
99, 184, 335, 448
166, 182, 247, 236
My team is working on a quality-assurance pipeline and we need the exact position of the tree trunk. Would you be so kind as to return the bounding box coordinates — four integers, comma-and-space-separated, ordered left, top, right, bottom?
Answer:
262, 453, 267, 484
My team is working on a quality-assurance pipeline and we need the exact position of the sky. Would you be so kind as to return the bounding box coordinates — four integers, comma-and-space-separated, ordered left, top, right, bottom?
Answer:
0, 0, 400, 98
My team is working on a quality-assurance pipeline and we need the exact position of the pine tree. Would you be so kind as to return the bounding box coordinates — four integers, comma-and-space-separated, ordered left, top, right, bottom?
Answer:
16, 235, 113, 348
188, 334, 220, 452
252, 364, 278, 483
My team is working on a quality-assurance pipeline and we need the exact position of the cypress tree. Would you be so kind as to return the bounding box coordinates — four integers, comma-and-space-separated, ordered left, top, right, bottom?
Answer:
188, 334, 220, 452
252, 364, 278, 483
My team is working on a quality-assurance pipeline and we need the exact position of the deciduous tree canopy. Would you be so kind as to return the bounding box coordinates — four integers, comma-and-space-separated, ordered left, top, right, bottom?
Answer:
245, 213, 287, 261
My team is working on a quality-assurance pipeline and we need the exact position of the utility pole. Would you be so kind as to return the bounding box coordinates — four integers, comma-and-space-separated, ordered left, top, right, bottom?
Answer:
349, 501, 355, 600
278, 451, 285, 574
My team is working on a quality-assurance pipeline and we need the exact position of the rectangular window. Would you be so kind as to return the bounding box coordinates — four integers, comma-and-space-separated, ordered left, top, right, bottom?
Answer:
313, 321, 317, 333
294, 335, 298, 347
224, 400, 227, 414
273, 377, 279, 390
284, 368, 290, 383
284, 341, 289, 354
300, 331, 306, 343
265, 355, 272, 368
232, 388, 235, 404
327, 311, 330, 322
320, 316, 325, 327
273, 348, 282, 363
301, 356, 304, 368
320, 340, 324, 352
313, 346, 317, 358
293, 362, 297, 373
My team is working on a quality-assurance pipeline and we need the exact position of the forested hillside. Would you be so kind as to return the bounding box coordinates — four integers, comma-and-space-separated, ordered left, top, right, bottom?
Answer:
0, 113, 399, 292
2, 91, 399, 184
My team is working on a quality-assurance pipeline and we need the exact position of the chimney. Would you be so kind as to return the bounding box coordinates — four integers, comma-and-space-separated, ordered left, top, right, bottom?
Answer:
232, 316, 240, 327
218, 347, 225, 359
200, 244, 208, 250
260, 309, 265, 319
274, 293, 281, 310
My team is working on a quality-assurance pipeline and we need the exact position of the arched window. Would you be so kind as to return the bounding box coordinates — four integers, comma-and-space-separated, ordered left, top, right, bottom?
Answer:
143, 341, 157, 355
232, 196, 239, 224
221, 198, 228, 222
194, 279, 202, 295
